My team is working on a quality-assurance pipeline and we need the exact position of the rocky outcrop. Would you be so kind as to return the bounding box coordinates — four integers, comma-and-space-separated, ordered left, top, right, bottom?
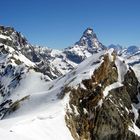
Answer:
64, 53, 140, 140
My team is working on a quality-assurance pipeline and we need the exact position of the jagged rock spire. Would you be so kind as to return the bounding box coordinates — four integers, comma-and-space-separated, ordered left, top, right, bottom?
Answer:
83, 27, 96, 37
75, 27, 105, 50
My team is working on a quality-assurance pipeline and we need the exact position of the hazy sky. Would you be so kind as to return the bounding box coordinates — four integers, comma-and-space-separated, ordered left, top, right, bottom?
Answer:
1, 0, 140, 49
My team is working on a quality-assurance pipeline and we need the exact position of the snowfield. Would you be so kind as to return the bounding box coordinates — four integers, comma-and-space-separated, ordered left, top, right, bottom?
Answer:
0, 49, 105, 140
0, 70, 73, 140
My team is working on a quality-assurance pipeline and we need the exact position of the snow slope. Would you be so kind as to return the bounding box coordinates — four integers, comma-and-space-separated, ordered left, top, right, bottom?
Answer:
0, 50, 106, 140
0, 69, 73, 140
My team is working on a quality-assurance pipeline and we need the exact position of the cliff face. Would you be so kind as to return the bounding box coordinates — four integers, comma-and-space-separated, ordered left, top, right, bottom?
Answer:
64, 52, 140, 140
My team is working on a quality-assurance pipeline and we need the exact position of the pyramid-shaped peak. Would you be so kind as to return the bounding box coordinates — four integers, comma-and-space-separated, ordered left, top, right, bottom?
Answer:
84, 27, 94, 34
74, 27, 106, 50
81, 27, 97, 40
83, 27, 96, 37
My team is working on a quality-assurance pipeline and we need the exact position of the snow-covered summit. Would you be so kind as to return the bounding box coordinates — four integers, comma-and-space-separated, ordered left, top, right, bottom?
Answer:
63, 28, 106, 64
122, 45, 140, 56
84, 27, 93, 35
75, 27, 105, 50
80, 27, 95, 38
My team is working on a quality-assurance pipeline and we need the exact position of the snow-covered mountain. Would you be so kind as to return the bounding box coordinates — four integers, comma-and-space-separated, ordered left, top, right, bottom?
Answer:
64, 28, 106, 64
108, 45, 140, 74
108, 44, 140, 56
0, 25, 140, 140
122, 46, 140, 80
33, 27, 106, 77
0, 25, 106, 79
123, 46, 140, 56
0, 48, 140, 140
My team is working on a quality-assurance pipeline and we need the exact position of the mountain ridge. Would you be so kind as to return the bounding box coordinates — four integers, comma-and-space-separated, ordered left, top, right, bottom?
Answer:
0, 25, 106, 79
0, 25, 140, 140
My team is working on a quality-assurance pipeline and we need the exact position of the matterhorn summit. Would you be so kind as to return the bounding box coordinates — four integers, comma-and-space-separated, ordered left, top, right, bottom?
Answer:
75, 27, 105, 50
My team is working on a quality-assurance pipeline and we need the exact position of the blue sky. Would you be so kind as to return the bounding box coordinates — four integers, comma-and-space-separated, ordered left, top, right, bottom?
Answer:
1, 0, 140, 49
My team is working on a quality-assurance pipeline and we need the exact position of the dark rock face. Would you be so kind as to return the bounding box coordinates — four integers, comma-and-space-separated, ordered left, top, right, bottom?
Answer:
123, 69, 139, 104
0, 46, 26, 119
64, 54, 140, 140
0, 25, 60, 80
65, 51, 85, 64
0, 25, 27, 48
75, 27, 105, 50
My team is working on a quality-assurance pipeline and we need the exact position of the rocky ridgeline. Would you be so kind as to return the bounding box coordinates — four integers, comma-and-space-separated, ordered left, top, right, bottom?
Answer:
0, 25, 28, 49
0, 25, 63, 79
63, 52, 140, 140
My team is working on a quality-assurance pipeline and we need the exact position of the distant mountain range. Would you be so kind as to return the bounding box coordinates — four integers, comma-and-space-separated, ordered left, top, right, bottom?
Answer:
0, 25, 140, 140
108, 44, 140, 55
